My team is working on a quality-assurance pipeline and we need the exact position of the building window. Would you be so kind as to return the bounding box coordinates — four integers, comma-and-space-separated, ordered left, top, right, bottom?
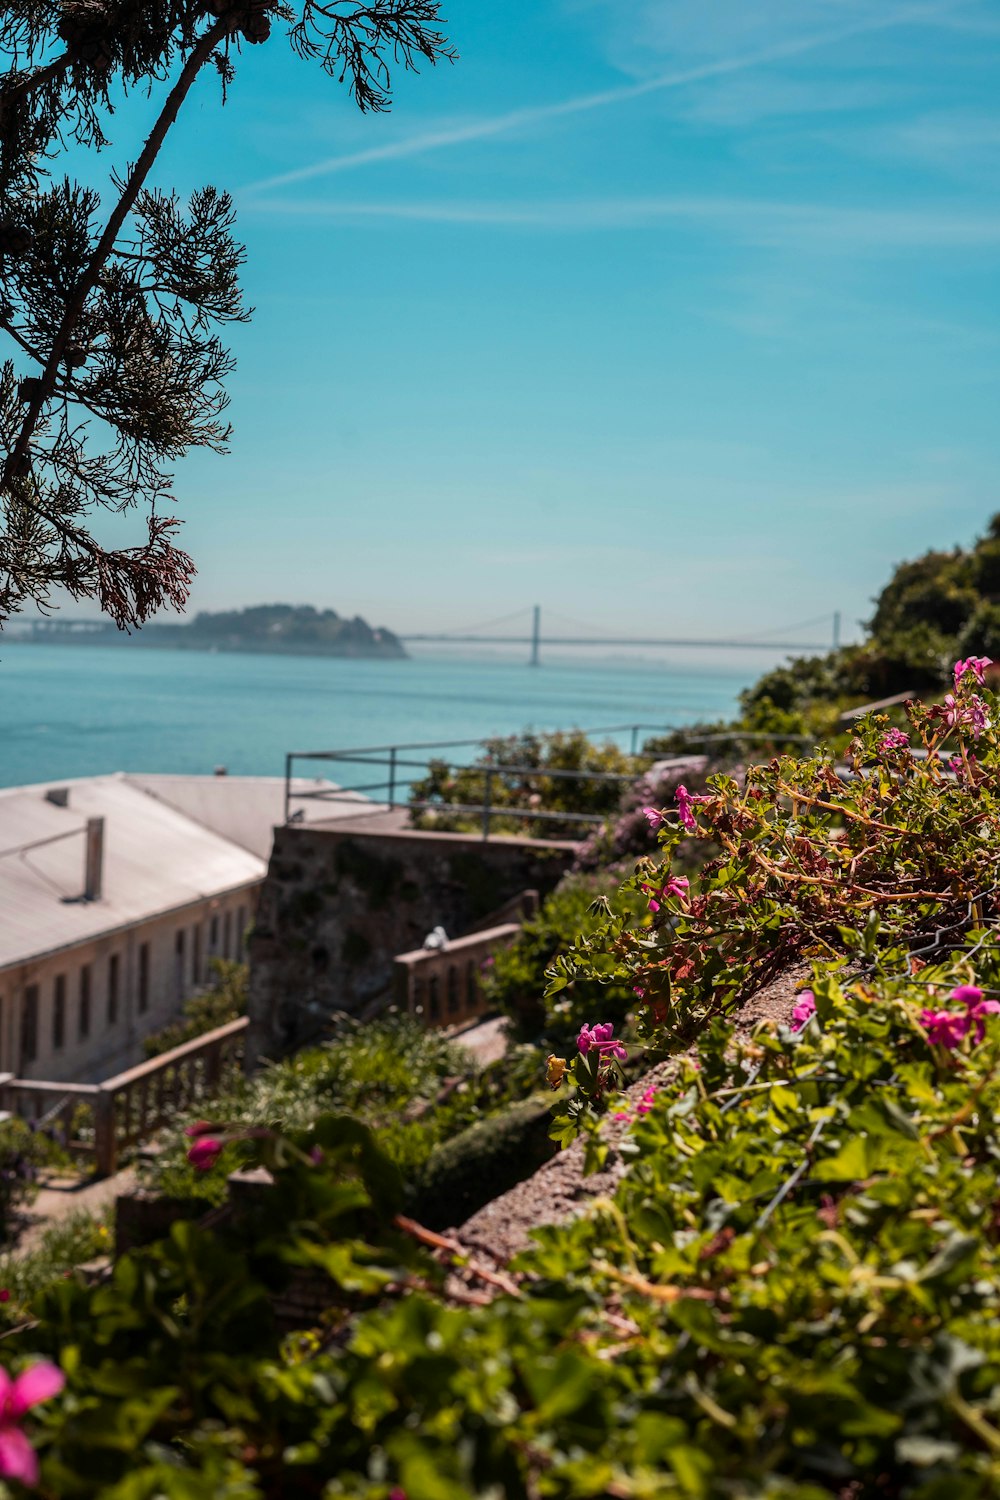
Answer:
210, 915, 219, 953
138, 942, 150, 1014
53, 975, 66, 1051
237, 907, 247, 956
21, 985, 39, 1066
174, 930, 186, 1002
107, 954, 120, 1026
223, 911, 232, 960
193, 923, 202, 986
79, 965, 91, 1040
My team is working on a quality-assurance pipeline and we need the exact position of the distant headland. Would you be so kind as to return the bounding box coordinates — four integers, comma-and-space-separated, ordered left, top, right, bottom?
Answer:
15, 604, 409, 660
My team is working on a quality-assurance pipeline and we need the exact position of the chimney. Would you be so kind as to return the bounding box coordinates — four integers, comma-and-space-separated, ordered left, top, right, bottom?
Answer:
84, 817, 104, 901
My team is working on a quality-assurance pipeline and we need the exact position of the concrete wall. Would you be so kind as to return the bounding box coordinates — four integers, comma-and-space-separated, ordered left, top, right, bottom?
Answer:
0, 882, 260, 1084
247, 825, 574, 1064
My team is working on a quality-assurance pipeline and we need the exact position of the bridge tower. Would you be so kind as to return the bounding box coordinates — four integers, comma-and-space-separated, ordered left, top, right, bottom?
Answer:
529, 605, 541, 668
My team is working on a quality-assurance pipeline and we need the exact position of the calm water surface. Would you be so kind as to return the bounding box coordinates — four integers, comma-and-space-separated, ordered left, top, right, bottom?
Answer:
0, 643, 792, 788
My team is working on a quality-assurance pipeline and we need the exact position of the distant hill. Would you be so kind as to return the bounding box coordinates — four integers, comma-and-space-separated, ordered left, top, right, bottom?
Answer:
19, 604, 408, 659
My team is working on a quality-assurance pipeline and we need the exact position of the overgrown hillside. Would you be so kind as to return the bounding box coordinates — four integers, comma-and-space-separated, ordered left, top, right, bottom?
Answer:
3, 660, 1000, 1496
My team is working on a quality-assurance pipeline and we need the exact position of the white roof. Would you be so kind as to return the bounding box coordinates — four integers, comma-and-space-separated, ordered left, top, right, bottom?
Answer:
123, 773, 371, 859
0, 775, 267, 973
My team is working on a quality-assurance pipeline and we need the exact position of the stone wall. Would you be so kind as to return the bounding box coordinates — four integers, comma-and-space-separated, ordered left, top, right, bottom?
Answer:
246, 824, 574, 1064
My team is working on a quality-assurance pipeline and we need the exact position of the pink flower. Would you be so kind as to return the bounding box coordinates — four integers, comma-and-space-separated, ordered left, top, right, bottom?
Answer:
640, 883, 661, 913
665, 876, 690, 900
641, 806, 662, 830
951, 984, 1000, 1042
954, 656, 992, 687
184, 1120, 216, 1139
943, 693, 991, 740
879, 728, 909, 753
310, 1146, 324, 1166
636, 1085, 657, 1115
921, 1009, 970, 1049
0, 1292, 8, 1305
577, 1022, 628, 1062
632, 985, 645, 999
791, 991, 816, 1031
187, 1136, 224, 1172
674, 784, 709, 832
948, 754, 976, 781
0, 1362, 65, 1486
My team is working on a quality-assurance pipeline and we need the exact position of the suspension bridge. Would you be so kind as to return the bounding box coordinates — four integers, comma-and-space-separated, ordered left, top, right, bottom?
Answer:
399, 606, 843, 667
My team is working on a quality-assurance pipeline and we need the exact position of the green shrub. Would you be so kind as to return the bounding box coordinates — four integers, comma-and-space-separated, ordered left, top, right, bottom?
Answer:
410, 729, 639, 837
414, 1093, 557, 1229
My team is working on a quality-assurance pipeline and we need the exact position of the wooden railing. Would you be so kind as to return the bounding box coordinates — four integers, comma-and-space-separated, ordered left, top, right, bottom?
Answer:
393, 924, 520, 1029
0, 1017, 249, 1177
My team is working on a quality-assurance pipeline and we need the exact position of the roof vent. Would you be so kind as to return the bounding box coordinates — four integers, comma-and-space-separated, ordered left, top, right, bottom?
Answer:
45, 787, 69, 808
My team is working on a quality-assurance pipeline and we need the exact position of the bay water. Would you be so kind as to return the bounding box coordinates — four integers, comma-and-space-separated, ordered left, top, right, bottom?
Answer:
0, 642, 793, 789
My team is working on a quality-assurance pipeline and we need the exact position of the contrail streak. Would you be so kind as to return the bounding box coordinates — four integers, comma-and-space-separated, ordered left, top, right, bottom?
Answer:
247, 2, 962, 193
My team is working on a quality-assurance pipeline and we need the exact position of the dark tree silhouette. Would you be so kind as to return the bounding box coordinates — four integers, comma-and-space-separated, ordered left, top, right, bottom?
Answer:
0, 0, 454, 628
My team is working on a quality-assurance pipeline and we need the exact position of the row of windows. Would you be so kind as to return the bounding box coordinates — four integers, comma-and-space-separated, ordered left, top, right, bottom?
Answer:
20, 942, 150, 1066
18, 905, 248, 1067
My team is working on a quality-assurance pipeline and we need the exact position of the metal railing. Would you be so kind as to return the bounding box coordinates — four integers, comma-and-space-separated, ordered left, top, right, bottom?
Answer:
284, 726, 816, 840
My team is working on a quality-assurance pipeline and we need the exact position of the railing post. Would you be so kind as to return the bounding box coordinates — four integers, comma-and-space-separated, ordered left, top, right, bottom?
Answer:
630, 724, 639, 756
284, 752, 293, 824
388, 746, 397, 810
482, 765, 493, 842
94, 1089, 117, 1178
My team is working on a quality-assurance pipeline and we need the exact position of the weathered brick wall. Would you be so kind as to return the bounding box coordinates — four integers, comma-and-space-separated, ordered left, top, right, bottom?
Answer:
246, 825, 573, 1064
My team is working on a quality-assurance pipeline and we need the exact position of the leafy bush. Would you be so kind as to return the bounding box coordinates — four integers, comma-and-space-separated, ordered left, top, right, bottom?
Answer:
415, 1094, 556, 1229
549, 659, 1000, 1050
483, 873, 646, 1043
143, 960, 247, 1058
0, 1119, 64, 1244
409, 729, 639, 838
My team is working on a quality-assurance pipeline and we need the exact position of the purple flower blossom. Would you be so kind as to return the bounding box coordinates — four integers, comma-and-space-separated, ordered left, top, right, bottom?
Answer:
879, 728, 910, 753
791, 991, 816, 1031
576, 1022, 628, 1062
951, 984, 1000, 1042
187, 1136, 224, 1172
943, 693, 991, 740
969, 694, 991, 739
641, 806, 662, 830
636, 1085, 657, 1116
954, 656, 992, 687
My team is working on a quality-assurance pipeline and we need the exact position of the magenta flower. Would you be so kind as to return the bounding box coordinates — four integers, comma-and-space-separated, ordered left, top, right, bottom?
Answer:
791, 991, 816, 1031
187, 1136, 224, 1172
921, 1009, 971, 1049
184, 1119, 216, 1139
943, 693, 991, 739
677, 786, 701, 834
951, 984, 1000, 1042
632, 985, 645, 999
641, 806, 662, 830
969, 694, 991, 739
0, 1362, 65, 1486
879, 728, 910, 753
636, 1085, 657, 1115
577, 1022, 628, 1062
640, 883, 661, 913
665, 875, 690, 900
954, 656, 992, 687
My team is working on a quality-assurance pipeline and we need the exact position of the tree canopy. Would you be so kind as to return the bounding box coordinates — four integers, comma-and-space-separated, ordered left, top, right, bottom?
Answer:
0, 0, 454, 630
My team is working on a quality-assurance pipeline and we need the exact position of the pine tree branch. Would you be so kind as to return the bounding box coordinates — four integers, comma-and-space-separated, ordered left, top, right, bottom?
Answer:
2, 14, 232, 491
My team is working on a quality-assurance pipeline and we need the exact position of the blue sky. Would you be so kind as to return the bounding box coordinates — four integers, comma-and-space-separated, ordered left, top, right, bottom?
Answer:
81, 0, 1000, 639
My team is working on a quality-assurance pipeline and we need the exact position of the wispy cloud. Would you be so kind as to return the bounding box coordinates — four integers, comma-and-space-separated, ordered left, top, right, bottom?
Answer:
247, 1, 962, 193
244, 192, 1000, 250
